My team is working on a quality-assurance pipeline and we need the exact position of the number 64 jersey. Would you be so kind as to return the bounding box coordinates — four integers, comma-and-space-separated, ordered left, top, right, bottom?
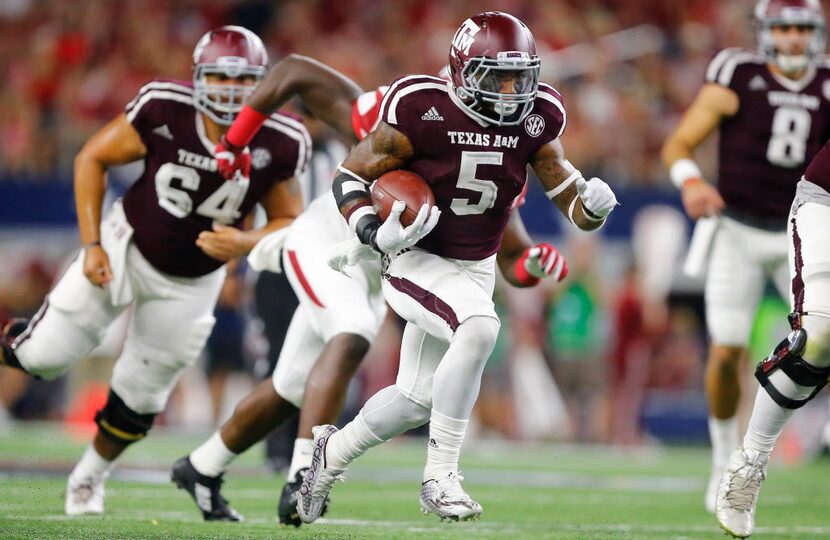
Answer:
378, 75, 566, 260
122, 79, 310, 277
707, 48, 830, 221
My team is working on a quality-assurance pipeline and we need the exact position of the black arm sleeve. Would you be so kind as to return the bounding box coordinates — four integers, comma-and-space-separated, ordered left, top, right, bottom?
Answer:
332, 170, 381, 250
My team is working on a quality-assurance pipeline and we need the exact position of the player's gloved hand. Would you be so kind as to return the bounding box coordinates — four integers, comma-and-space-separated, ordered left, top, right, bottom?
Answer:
680, 178, 725, 220
83, 243, 113, 287
328, 237, 379, 277
214, 135, 251, 180
576, 176, 618, 220
515, 243, 568, 286
374, 201, 441, 254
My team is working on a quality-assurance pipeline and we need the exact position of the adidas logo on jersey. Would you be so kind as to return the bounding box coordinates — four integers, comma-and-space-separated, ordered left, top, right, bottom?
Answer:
152, 124, 174, 140
421, 107, 444, 121
749, 75, 767, 91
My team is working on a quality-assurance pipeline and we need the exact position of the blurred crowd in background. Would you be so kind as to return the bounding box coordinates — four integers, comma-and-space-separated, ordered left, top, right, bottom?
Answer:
0, 0, 753, 182
0, 0, 824, 457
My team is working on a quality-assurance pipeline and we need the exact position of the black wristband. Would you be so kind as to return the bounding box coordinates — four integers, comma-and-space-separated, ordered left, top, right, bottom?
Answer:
581, 204, 605, 222
355, 215, 381, 251
84, 240, 102, 250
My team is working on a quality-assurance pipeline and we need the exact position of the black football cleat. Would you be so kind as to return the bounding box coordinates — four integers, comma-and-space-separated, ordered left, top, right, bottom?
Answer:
171, 456, 243, 522
278, 468, 329, 527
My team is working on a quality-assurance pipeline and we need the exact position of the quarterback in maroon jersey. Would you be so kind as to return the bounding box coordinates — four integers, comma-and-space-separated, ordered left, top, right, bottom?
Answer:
287, 12, 617, 523
0, 26, 308, 517
662, 0, 830, 523
173, 54, 568, 526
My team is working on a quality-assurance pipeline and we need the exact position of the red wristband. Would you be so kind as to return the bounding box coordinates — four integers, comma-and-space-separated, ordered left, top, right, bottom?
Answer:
226, 105, 269, 148
513, 256, 540, 287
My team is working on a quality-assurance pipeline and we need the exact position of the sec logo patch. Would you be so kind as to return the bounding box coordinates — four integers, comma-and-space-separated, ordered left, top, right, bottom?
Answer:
251, 148, 272, 170
524, 114, 545, 137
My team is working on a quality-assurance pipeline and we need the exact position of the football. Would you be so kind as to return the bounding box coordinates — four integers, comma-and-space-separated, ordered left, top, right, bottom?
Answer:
371, 170, 435, 227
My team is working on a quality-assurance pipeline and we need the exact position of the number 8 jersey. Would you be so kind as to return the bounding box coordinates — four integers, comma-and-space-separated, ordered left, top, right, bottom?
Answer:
377, 74, 566, 260
707, 48, 830, 222
122, 79, 310, 277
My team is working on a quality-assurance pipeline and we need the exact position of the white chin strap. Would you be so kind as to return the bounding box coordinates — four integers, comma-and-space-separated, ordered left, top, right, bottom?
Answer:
776, 53, 809, 73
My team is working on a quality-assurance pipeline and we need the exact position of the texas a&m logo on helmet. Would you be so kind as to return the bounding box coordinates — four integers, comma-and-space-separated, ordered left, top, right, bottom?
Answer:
448, 12, 541, 127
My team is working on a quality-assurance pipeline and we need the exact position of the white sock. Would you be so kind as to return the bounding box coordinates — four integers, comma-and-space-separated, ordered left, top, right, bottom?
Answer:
326, 413, 383, 470
743, 369, 818, 455
423, 410, 467, 481
71, 445, 114, 483
708, 416, 738, 470
286, 438, 313, 481
189, 432, 237, 477
743, 389, 795, 456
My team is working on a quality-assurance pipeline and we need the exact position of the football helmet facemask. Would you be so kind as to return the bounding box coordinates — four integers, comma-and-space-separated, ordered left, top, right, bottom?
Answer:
192, 26, 268, 125
755, 0, 826, 73
448, 11, 540, 126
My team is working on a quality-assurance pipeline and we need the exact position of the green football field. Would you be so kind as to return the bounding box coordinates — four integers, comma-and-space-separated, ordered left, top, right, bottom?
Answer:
1, 423, 828, 539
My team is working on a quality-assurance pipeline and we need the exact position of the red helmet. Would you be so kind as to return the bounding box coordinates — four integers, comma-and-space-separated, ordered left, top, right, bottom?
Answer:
192, 26, 268, 125
448, 11, 540, 126
755, 0, 826, 72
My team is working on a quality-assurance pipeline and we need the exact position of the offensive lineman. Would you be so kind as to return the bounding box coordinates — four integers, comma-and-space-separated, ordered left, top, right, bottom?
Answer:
0, 27, 308, 515
294, 11, 617, 522
661, 0, 830, 513
172, 54, 569, 525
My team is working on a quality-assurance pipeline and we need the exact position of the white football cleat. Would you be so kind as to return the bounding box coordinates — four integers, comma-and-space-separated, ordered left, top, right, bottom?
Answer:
296, 425, 345, 524
65, 475, 105, 515
420, 471, 482, 521
716, 447, 768, 538
705, 463, 724, 514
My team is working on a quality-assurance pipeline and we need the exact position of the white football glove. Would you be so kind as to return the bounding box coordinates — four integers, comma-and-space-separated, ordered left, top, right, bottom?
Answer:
576, 176, 618, 220
374, 200, 441, 255
328, 237, 379, 277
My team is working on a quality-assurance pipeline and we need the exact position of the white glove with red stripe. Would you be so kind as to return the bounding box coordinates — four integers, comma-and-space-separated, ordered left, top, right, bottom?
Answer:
514, 243, 568, 286
214, 135, 251, 180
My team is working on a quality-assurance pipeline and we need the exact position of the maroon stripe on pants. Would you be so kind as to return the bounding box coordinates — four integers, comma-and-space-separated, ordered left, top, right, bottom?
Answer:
791, 216, 805, 313
12, 299, 49, 348
388, 276, 460, 332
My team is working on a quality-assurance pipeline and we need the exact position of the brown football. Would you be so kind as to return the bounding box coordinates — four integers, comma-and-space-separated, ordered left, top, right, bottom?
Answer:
371, 170, 436, 226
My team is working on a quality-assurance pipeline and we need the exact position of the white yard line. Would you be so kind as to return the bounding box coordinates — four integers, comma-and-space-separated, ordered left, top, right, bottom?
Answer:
4, 512, 830, 537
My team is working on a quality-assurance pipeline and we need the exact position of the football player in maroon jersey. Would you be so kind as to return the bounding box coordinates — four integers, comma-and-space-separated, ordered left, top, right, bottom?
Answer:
662, 0, 830, 519
173, 54, 568, 526
0, 26, 308, 517
289, 11, 616, 522
715, 132, 830, 539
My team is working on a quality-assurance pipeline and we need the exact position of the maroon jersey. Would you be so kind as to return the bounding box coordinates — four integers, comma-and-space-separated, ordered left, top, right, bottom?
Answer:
804, 138, 830, 192
122, 80, 310, 277
706, 48, 830, 221
378, 75, 565, 260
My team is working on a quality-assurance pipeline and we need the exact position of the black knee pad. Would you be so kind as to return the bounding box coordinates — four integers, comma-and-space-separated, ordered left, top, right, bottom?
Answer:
95, 390, 156, 444
1, 318, 30, 373
755, 324, 830, 410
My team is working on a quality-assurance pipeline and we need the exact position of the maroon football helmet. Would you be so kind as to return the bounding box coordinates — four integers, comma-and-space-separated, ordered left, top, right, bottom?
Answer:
755, 0, 826, 72
192, 26, 268, 125
448, 11, 540, 126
